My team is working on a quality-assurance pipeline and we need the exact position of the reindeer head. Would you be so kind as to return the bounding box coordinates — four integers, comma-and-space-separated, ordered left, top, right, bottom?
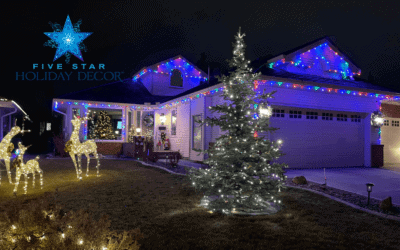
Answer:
71, 115, 90, 129
17, 142, 31, 157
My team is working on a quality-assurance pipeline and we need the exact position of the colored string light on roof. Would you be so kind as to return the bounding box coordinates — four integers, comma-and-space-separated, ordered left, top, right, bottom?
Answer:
133, 57, 208, 81
270, 43, 361, 79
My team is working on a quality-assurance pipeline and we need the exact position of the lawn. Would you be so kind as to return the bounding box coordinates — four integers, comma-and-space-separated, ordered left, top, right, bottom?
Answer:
0, 158, 399, 250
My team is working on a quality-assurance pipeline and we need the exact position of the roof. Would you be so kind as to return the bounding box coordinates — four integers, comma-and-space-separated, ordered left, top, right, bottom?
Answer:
267, 36, 361, 71
160, 78, 221, 103
256, 66, 399, 93
56, 78, 171, 105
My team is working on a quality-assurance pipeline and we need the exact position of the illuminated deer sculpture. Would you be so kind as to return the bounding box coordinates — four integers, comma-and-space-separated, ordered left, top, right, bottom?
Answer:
65, 115, 100, 180
0, 125, 31, 185
12, 142, 43, 194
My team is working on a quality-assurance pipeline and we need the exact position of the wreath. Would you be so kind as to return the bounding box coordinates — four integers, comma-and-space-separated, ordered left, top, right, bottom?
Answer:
143, 114, 154, 127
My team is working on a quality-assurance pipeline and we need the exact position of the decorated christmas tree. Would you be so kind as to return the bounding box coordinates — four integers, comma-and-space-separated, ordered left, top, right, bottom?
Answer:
94, 111, 115, 140
185, 28, 288, 215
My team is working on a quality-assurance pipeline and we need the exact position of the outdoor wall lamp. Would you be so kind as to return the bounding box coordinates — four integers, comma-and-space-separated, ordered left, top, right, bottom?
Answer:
371, 111, 384, 127
259, 105, 272, 118
160, 113, 166, 125
366, 183, 374, 205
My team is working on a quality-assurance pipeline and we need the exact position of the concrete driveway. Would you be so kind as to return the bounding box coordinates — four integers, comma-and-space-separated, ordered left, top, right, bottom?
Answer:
284, 167, 400, 206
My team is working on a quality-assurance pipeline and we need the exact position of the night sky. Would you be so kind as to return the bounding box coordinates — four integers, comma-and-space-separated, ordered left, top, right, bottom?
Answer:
2, 0, 400, 124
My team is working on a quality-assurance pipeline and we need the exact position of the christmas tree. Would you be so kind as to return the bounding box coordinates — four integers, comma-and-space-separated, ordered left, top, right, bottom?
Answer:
186, 28, 288, 215
94, 111, 115, 140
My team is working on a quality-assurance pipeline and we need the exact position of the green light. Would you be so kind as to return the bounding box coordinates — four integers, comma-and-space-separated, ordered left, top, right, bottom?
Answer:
277, 82, 283, 86
314, 86, 320, 91
269, 63, 274, 68
346, 90, 351, 94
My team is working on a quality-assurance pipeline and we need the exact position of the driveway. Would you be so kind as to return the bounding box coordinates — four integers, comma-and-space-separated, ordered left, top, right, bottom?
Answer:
284, 167, 400, 206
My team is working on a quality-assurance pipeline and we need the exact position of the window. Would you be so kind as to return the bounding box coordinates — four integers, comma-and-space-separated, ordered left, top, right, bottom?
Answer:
289, 110, 302, 119
384, 120, 389, 126
351, 115, 361, 123
72, 108, 80, 117
192, 115, 202, 150
136, 111, 141, 128
337, 114, 347, 122
272, 109, 285, 118
392, 120, 399, 127
322, 113, 333, 121
170, 69, 183, 87
87, 108, 123, 140
171, 110, 177, 135
306, 112, 318, 120
128, 111, 132, 131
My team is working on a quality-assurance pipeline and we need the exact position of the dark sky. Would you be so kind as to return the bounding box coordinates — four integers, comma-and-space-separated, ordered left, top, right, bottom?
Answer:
2, 0, 400, 122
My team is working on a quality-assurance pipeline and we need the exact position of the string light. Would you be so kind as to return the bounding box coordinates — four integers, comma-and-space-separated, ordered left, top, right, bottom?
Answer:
65, 115, 101, 180
13, 142, 43, 195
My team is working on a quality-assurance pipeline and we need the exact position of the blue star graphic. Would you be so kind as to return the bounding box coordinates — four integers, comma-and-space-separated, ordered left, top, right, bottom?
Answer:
44, 15, 92, 62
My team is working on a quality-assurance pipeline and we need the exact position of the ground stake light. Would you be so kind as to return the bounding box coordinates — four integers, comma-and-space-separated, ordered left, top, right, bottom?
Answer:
366, 183, 374, 205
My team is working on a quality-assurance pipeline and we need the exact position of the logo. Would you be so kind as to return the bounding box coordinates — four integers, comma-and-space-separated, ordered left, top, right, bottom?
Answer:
15, 16, 123, 81
44, 15, 92, 63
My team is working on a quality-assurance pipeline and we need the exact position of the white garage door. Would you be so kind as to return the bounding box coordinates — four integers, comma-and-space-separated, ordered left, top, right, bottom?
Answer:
262, 109, 365, 169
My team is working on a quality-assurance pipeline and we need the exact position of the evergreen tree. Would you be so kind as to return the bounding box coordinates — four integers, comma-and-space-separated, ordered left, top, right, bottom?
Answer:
186, 28, 288, 215
94, 111, 115, 140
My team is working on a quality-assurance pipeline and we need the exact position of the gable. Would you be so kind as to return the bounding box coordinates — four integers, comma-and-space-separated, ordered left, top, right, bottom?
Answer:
133, 55, 208, 82
268, 38, 361, 81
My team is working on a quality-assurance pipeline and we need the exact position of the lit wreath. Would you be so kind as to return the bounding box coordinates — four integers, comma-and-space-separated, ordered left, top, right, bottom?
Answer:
143, 114, 154, 127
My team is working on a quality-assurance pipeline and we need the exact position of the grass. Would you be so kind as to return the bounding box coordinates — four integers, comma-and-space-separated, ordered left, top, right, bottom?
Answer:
0, 158, 399, 250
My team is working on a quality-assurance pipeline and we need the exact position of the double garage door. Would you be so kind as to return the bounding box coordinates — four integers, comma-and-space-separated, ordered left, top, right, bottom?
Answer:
264, 109, 365, 169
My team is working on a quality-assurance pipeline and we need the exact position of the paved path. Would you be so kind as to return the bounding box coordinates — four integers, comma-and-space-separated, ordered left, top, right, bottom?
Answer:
284, 167, 400, 206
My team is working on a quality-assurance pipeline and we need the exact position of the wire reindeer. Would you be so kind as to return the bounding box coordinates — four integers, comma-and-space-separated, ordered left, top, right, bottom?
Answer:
65, 115, 100, 180
0, 123, 30, 185
12, 142, 43, 195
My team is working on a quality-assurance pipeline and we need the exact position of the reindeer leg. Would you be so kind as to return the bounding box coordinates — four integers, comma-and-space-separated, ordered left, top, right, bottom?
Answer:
13, 169, 21, 194
4, 157, 12, 184
85, 153, 90, 176
32, 168, 35, 189
24, 174, 28, 195
69, 152, 79, 179
39, 168, 43, 189
95, 151, 100, 177
77, 154, 82, 180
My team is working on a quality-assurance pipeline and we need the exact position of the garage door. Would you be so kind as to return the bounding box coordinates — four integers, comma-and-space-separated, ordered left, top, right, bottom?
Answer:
261, 109, 365, 169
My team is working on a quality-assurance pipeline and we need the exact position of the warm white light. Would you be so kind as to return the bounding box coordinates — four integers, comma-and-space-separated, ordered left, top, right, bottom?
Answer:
79, 239, 83, 245
62, 233, 65, 238
115, 131, 119, 134
136, 128, 141, 133
160, 114, 166, 124
259, 106, 272, 117
374, 117, 384, 125
65, 115, 101, 179
277, 139, 283, 144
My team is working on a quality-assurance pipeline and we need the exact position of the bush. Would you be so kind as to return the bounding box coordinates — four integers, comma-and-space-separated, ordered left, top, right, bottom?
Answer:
0, 192, 144, 249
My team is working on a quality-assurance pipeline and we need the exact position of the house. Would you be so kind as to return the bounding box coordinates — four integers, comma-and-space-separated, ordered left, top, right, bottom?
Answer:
0, 97, 30, 141
52, 38, 400, 168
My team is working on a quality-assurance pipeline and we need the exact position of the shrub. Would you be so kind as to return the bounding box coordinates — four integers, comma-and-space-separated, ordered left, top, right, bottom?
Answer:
0, 192, 144, 249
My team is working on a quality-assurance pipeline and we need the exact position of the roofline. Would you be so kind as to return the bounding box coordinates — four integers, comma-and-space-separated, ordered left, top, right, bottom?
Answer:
267, 36, 361, 71
132, 55, 208, 78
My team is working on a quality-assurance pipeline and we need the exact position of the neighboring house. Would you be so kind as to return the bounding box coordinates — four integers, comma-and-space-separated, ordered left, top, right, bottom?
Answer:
0, 97, 30, 141
53, 38, 400, 168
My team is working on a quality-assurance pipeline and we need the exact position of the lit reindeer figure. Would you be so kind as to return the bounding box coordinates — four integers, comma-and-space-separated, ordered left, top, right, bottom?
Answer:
0, 125, 31, 185
13, 142, 43, 194
65, 115, 100, 180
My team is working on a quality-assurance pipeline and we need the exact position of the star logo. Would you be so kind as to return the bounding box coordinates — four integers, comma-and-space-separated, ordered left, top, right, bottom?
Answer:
44, 15, 92, 62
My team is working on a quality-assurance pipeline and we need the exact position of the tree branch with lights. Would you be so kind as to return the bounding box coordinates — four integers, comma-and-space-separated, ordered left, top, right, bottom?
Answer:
185, 27, 289, 215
